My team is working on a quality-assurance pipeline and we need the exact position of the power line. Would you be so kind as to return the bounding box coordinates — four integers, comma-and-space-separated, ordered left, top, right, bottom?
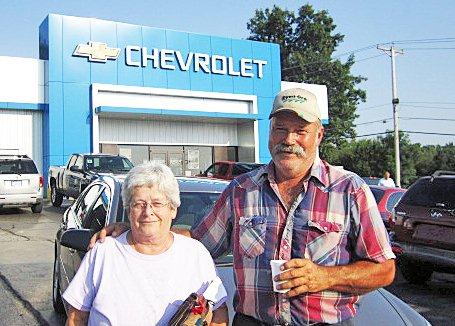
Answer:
359, 103, 389, 110
355, 118, 391, 126
401, 105, 455, 110
403, 47, 455, 51
355, 130, 455, 138
379, 37, 455, 45
285, 53, 385, 80
282, 37, 455, 74
401, 101, 455, 105
404, 131, 455, 136
401, 117, 455, 122
356, 116, 455, 126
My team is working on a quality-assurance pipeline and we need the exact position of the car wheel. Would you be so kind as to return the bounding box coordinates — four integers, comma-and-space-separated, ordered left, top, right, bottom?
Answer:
52, 252, 65, 314
398, 258, 433, 284
51, 183, 63, 207
31, 202, 43, 213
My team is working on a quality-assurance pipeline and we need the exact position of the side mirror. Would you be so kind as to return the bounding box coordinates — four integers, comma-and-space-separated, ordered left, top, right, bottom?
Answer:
70, 166, 82, 173
60, 229, 93, 252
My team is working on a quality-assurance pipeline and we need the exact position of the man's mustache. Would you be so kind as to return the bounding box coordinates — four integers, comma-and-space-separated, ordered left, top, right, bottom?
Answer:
272, 143, 305, 157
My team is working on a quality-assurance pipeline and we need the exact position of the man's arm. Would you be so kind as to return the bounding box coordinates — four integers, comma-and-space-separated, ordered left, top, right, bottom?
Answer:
276, 258, 395, 297
65, 305, 89, 326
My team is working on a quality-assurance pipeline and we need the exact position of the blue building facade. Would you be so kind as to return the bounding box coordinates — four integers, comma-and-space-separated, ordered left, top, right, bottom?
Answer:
38, 14, 282, 177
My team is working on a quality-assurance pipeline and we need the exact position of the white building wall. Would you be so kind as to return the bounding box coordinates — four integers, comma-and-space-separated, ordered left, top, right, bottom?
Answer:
0, 56, 45, 174
0, 110, 43, 173
0, 56, 46, 103
99, 117, 239, 146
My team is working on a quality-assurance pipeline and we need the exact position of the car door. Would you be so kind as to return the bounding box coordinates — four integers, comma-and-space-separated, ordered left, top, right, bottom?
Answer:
69, 155, 84, 198
59, 183, 104, 293
73, 184, 112, 270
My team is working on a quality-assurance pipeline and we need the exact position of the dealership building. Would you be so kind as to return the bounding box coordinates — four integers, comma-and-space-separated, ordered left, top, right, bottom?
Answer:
0, 14, 328, 180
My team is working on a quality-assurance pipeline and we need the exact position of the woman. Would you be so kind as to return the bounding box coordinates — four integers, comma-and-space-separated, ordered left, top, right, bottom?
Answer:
63, 162, 228, 325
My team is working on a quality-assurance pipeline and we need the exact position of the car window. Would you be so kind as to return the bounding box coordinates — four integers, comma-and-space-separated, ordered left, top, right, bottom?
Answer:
0, 159, 38, 174
74, 156, 84, 169
204, 164, 215, 176
369, 187, 385, 204
232, 164, 248, 176
74, 184, 103, 226
401, 178, 455, 209
67, 155, 77, 168
172, 192, 220, 230
83, 186, 111, 232
86, 156, 134, 173
232, 163, 263, 176
386, 192, 404, 212
216, 163, 229, 176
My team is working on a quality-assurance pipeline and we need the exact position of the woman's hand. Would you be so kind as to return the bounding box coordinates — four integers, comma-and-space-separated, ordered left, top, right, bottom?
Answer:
210, 303, 229, 326
88, 222, 130, 249
66, 306, 89, 326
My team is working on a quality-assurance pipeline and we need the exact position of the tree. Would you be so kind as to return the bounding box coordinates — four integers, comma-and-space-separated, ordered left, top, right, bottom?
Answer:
247, 4, 366, 153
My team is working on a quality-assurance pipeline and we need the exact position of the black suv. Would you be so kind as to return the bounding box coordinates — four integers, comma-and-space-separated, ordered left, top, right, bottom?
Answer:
392, 170, 455, 284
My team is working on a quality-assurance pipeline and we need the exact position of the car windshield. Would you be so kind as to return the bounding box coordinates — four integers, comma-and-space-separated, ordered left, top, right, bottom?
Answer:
173, 191, 220, 230
386, 192, 405, 212
232, 163, 263, 176
85, 156, 134, 173
172, 190, 233, 264
401, 178, 455, 209
0, 159, 38, 174
369, 187, 385, 204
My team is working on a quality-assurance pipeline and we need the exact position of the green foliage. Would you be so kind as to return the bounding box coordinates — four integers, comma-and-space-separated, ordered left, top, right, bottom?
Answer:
325, 135, 455, 187
247, 4, 366, 148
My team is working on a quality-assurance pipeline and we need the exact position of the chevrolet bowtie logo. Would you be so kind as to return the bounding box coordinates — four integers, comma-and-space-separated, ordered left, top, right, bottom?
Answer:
73, 42, 120, 63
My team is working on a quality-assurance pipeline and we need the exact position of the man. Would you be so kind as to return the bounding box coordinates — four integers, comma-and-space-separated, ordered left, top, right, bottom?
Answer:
92, 88, 395, 325
378, 171, 396, 187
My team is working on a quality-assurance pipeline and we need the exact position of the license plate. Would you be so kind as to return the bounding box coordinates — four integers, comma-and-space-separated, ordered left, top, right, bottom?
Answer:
11, 180, 22, 187
413, 224, 455, 245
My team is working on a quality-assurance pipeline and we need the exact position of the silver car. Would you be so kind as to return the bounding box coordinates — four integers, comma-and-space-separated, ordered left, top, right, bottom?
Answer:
53, 176, 431, 325
0, 154, 43, 213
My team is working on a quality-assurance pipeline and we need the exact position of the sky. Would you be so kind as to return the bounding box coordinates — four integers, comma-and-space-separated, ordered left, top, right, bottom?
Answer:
0, 0, 454, 146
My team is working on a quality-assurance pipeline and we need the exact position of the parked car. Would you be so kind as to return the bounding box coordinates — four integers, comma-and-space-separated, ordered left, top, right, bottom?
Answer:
199, 161, 264, 180
369, 185, 406, 229
392, 170, 455, 285
0, 154, 43, 213
52, 175, 431, 325
362, 176, 381, 186
48, 153, 133, 207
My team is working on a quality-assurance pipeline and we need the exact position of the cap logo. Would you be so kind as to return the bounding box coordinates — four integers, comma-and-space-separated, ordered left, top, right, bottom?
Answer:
282, 95, 308, 104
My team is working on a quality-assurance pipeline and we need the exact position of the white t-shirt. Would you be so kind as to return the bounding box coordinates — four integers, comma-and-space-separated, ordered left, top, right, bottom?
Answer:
63, 232, 227, 326
378, 177, 396, 187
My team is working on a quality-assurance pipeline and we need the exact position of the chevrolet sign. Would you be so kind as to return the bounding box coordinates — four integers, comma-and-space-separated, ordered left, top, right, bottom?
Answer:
73, 41, 267, 79
73, 42, 121, 63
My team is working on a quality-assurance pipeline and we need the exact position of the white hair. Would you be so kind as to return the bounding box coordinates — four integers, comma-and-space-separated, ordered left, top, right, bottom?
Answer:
122, 161, 180, 214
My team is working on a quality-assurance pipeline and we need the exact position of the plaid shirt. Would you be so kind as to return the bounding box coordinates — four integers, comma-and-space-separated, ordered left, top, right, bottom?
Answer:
192, 158, 395, 325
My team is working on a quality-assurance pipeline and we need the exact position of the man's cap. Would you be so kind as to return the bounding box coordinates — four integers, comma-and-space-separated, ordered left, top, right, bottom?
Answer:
269, 88, 321, 122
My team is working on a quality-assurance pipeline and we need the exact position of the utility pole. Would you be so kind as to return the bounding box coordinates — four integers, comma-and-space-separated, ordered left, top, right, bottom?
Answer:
377, 45, 404, 187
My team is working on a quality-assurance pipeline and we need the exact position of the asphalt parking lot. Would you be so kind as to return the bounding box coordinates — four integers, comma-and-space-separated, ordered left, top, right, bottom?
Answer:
0, 202, 454, 326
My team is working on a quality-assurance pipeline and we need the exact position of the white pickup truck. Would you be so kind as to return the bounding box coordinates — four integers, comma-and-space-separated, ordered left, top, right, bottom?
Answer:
48, 153, 133, 207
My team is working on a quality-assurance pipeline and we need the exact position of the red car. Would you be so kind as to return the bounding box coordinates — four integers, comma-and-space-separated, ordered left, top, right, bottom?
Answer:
369, 185, 406, 229
199, 161, 264, 180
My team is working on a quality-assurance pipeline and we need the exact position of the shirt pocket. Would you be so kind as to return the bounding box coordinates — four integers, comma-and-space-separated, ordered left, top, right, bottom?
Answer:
305, 220, 344, 265
238, 215, 267, 258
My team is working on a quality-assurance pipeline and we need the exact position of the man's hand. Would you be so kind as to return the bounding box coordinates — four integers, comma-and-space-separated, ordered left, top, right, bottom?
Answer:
88, 222, 130, 249
274, 258, 331, 297
274, 258, 395, 297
